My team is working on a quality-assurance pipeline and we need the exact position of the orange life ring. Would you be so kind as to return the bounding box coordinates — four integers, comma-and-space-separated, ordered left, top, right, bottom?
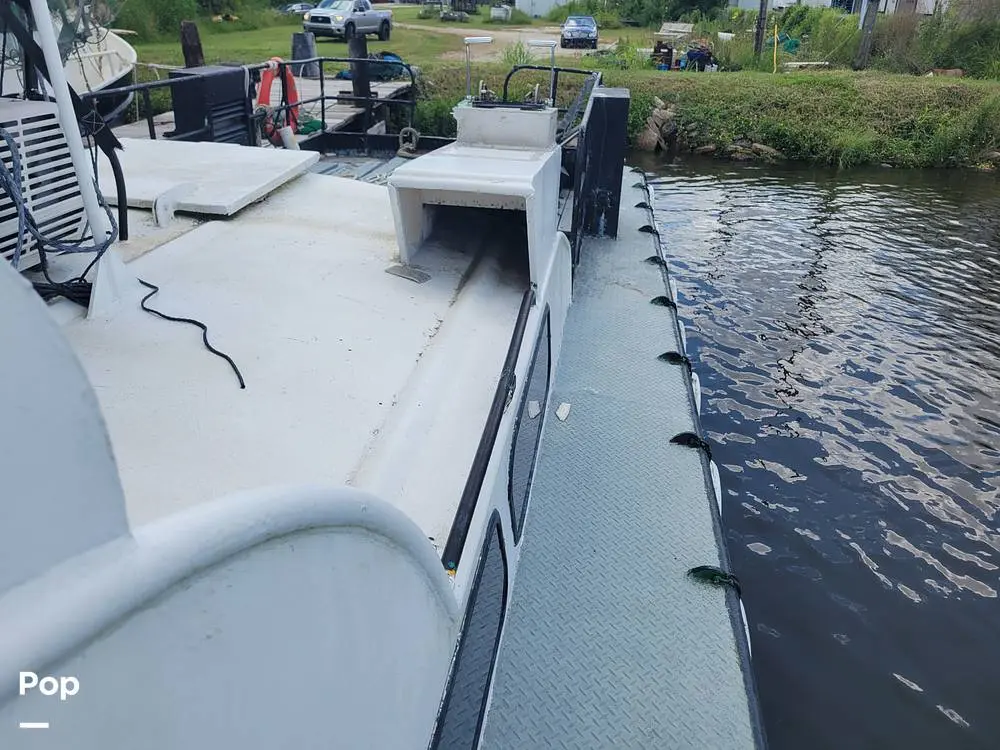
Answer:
257, 57, 300, 136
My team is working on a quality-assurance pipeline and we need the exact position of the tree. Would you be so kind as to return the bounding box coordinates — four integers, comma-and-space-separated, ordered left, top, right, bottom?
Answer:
854, 0, 879, 69
613, 0, 726, 26
753, 0, 767, 56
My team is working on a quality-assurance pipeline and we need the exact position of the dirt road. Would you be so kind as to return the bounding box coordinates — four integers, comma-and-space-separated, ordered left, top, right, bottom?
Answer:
394, 22, 614, 60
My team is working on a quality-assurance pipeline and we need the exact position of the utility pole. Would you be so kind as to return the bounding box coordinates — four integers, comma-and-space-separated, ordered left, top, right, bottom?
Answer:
754, 0, 769, 58
854, 0, 879, 69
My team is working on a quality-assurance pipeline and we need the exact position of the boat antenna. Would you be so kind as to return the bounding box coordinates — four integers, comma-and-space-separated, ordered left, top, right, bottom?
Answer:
463, 36, 492, 100
528, 39, 557, 105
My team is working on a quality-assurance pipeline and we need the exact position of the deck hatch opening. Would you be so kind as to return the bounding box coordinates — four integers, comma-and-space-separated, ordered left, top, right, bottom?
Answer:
416, 204, 530, 290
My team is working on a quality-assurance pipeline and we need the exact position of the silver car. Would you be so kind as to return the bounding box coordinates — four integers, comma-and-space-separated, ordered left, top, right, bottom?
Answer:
304, 0, 393, 40
560, 15, 598, 49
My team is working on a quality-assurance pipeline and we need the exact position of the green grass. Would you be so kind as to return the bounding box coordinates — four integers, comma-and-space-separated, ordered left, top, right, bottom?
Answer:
129, 18, 466, 120
131, 16, 653, 70
391, 4, 544, 27
619, 69, 1000, 168
413, 63, 1000, 168
130, 17, 1000, 168
133, 19, 466, 66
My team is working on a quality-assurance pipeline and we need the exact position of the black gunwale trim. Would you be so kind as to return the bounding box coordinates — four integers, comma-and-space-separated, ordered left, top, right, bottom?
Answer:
507, 304, 552, 544
430, 510, 509, 749
442, 288, 536, 572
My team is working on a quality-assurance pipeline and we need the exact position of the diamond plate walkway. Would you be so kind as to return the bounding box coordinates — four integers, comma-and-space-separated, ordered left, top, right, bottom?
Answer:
480, 172, 765, 750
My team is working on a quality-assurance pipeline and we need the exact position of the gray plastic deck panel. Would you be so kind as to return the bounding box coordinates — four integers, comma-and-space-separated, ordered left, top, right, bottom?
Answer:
480, 171, 761, 750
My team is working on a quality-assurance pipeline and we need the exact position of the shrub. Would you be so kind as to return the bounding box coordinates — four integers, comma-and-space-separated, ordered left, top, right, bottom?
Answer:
412, 62, 1000, 167
113, 0, 288, 40
487, 7, 533, 24
500, 40, 533, 66
597, 38, 653, 70
594, 10, 623, 29
116, 0, 199, 37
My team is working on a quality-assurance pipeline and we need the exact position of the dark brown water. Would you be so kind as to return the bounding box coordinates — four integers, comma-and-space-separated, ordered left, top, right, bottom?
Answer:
638, 157, 1000, 750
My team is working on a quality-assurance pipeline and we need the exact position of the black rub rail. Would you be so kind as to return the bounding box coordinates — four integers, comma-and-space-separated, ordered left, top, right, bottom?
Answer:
442, 287, 536, 573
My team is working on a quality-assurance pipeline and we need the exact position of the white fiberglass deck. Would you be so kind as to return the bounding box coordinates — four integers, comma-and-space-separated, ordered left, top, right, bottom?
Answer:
97, 137, 320, 216
55, 160, 524, 546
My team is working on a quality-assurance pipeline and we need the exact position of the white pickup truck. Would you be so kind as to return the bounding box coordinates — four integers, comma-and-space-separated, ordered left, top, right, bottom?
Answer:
303, 0, 393, 40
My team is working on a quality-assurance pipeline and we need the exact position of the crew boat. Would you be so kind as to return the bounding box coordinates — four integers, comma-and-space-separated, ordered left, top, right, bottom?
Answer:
0, 3, 765, 747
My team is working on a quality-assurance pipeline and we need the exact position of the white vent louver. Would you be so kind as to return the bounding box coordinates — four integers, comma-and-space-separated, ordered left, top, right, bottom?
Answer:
1, 100, 87, 270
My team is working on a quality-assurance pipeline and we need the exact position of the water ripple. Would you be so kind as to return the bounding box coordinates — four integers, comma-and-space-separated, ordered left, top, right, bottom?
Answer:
645, 161, 1000, 750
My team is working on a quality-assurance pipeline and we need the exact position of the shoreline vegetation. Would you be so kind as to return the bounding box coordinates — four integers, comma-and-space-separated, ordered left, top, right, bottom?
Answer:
414, 65, 1000, 169
122, 0, 1000, 169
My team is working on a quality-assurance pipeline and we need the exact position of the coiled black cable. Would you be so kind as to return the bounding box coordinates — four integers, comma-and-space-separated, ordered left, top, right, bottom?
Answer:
138, 280, 247, 390
1, 124, 245, 389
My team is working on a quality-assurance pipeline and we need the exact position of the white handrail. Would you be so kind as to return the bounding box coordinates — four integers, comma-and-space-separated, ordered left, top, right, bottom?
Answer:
0, 484, 458, 703
464, 36, 494, 98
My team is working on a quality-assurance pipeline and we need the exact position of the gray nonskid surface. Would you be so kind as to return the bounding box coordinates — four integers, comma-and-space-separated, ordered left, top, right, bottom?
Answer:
480, 170, 759, 749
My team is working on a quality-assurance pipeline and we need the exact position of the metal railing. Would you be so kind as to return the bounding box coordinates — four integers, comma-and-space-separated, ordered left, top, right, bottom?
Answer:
569, 90, 597, 267
266, 56, 419, 153
497, 65, 605, 265
78, 56, 419, 151
500, 64, 601, 139
80, 63, 269, 141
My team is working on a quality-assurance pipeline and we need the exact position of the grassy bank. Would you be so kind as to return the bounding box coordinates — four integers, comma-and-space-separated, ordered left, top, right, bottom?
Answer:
413, 64, 1000, 169
127, 17, 1000, 169
133, 22, 466, 65
622, 69, 1000, 168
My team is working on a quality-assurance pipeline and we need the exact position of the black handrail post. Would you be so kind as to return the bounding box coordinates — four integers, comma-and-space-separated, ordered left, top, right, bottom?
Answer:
365, 101, 371, 155
104, 145, 129, 241
408, 65, 416, 129
319, 60, 327, 132
244, 65, 255, 146
363, 59, 371, 155
347, 33, 372, 154
279, 60, 289, 118
142, 89, 156, 140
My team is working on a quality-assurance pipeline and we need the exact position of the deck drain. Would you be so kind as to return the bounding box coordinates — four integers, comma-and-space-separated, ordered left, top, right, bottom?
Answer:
385, 265, 430, 284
